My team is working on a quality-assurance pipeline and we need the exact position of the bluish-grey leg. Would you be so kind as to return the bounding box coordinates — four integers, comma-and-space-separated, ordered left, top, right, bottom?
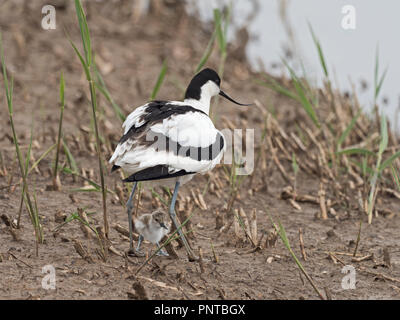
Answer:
169, 181, 196, 260
136, 235, 144, 252
156, 242, 169, 256
126, 182, 138, 251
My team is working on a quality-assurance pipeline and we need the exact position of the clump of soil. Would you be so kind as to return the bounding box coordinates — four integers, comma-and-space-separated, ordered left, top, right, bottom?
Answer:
0, 1, 399, 300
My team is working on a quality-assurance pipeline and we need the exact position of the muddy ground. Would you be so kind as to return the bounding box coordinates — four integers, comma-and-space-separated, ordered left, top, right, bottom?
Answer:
0, 1, 399, 300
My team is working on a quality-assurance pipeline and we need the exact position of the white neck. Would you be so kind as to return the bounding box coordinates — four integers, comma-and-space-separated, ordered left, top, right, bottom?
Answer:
183, 81, 219, 115
183, 97, 211, 114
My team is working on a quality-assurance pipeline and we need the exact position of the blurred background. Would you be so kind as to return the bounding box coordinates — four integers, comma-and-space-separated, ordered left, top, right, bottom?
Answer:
2, 0, 398, 121
190, 0, 399, 128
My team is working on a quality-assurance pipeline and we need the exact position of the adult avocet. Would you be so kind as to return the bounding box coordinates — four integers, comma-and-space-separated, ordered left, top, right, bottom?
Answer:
110, 68, 251, 259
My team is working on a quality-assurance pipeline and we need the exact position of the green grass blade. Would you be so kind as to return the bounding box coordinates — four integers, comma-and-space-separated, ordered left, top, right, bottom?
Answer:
213, 9, 225, 53
195, 28, 217, 73
74, 0, 92, 66
61, 167, 116, 195
376, 68, 388, 100
374, 46, 388, 103
379, 114, 388, 155
391, 165, 400, 191
308, 22, 329, 78
292, 78, 320, 127
0, 33, 12, 112
336, 148, 374, 156
367, 115, 388, 224
150, 59, 168, 100
67, 36, 90, 80
223, 4, 232, 43
29, 143, 57, 175
94, 65, 126, 122
256, 77, 299, 102
374, 46, 379, 90
380, 151, 400, 172
349, 159, 374, 176
374, 46, 380, 99
150, 188, 169, 207
268, 213, 325, 300
62, 138, 79, 173
282, 59, 320, 127
337, 110, 361, 149
1, 32, 38, 233
59, 71, 65, 105
292, 152, 299, 175
24, 121, 34, 177
54, 73, 65, 179
53, 207, 93, 232
19, 121, 34, 220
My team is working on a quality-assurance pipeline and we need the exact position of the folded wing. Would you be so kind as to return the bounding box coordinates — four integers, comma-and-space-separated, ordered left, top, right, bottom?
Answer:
109, 101, 225, 180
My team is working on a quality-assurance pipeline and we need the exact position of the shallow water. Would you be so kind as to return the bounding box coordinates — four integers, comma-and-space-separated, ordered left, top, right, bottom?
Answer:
187, 0, 400, 129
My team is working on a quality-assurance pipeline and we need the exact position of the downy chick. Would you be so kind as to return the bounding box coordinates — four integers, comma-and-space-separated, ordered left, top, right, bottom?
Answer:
134, 209, 170, 256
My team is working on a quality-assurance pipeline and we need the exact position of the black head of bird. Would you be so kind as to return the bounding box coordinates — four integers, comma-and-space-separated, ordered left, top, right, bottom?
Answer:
184, 68, 253, 107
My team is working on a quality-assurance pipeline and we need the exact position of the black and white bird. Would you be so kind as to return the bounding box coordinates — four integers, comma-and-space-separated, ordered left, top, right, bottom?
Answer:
110, 68, 251, 259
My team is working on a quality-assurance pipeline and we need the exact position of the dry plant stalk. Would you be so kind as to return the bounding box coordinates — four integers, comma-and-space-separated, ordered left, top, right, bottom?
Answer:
109, 245, 123, 257
267, 136, 291, 184
235, 208, 257, 247
181, 198, 196, 239
265, 229, 278, 248
318, 182, 328, 220
383, 247, 391, 268
161, 235, 179, 259
77, 208, 92, 238
113, 223, 139, 241
1, 214, 20, 241
250, 209, 257, 244
299, 228, 307, 261
289, 199, 302, 211
197, 190, 208, 210
281, 186, 319, 204
239, 208, 251, 239
115, 185, 125, 204
96, 226, 109, 262
210, 242, 219, 263
190, 189, 203, 210
215, 210, 224, 230
198, 247, 205, 273
351, 254, 373, 262
233, 209, 242, 240
73, 240, 94, 263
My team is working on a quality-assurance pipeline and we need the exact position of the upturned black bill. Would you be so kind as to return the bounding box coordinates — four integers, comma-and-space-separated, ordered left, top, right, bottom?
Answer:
219, 90, 252, 106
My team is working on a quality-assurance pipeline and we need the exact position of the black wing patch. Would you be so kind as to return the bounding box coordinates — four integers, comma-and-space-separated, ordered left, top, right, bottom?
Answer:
119, 101, 207, 144
123, 165, 193, 182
